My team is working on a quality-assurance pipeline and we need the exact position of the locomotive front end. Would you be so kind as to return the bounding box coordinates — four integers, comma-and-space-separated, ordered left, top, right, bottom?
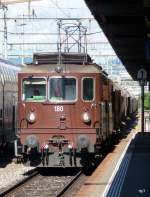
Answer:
17, 66, 99, 167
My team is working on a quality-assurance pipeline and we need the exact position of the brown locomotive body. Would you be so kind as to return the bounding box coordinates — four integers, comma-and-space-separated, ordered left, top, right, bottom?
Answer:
17, 53, 137, 167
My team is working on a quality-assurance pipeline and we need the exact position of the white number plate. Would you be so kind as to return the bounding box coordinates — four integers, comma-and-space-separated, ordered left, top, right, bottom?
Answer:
54, 106, 64, 112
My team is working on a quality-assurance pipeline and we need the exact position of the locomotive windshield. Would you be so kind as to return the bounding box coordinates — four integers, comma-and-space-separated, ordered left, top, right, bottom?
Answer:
22, 78, 46, 101
49, 77, 76, 101
82, 78, 94, 101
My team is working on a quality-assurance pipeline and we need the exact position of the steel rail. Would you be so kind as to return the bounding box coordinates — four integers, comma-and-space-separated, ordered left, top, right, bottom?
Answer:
56, 170, 82, 197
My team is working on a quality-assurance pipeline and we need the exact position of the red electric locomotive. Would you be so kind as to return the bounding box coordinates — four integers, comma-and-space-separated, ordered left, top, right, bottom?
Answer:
15, 18, 138, 168
15, 52, 137, 167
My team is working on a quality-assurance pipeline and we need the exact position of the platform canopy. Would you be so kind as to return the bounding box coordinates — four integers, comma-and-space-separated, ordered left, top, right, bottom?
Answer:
84, 0, 150, 81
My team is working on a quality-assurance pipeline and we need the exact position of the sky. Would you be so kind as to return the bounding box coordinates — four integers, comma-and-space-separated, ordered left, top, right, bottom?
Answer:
0, 0, 114, 60
0, 0, 141, 94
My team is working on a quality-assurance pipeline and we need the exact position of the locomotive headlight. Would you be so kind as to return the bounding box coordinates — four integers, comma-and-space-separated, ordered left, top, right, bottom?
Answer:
26, 135, 38, 148
77, 134, 90, 149
82, 112, 91, 123
27, 112, 36, 123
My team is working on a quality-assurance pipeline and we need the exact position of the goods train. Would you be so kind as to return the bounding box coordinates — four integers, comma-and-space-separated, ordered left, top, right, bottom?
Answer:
0, 59, 21, 156
16, 52, 138, 167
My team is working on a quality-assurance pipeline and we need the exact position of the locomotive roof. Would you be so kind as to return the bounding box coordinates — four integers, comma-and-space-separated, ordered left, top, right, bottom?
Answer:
19, 63, 102, 74
33, 52, 92, 65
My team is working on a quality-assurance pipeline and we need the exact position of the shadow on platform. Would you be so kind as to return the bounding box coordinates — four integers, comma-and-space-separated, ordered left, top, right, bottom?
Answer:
107, 132, 150, 197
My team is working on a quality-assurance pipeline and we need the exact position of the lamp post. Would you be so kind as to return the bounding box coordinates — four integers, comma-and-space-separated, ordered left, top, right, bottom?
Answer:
137, 69, 147, 132
141, 80, 145, 133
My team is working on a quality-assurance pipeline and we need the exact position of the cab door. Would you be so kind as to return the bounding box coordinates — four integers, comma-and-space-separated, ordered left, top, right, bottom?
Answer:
100, 101, 107, 141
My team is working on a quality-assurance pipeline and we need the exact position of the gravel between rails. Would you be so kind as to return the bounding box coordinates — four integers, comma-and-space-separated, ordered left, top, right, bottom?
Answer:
0, 162, 34, 193
0, 160, 89, 197
59, 172, 88, 197
3, 171, 77, 197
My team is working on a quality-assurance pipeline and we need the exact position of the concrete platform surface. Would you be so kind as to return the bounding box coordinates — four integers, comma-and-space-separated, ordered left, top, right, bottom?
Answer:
75, 129, 137, 197
117, 132, 150, 197
75, 116, 150, 197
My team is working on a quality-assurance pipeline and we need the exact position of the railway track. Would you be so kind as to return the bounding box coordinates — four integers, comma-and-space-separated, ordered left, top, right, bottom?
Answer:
0, 168, 39, 197
56, 171, 87, 197
0, 168, 87, 197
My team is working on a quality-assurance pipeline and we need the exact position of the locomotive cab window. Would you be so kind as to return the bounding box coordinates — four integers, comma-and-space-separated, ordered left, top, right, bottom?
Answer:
49, 77, 76, 102
22, 78, 46, 102
82, 78, 94, 101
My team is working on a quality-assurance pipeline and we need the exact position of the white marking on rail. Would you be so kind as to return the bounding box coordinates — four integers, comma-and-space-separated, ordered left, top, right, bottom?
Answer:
101, 133, 136, 197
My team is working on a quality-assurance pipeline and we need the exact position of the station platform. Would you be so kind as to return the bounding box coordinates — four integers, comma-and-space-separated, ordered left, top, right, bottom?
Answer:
106, 132, 150, 197
75, 115, 150, 197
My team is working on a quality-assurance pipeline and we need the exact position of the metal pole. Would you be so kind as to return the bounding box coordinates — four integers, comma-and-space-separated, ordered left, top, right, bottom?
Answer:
2, 84, 5, 141
3, 6, 8, 59
78, 24, 81, 53
57, 20, 62, 66
141, 81, 144, 132
1, 74, 5, 140
21, 14, 25, 64
84, 28, 87, 63
137, 68, 147, 133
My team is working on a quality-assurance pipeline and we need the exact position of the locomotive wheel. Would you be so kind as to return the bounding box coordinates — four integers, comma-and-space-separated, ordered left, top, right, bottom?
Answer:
46, 155, 49, 166
12, 157, 23, 164
73, 149, 77, 166
23, 154, 31, 166
81, 148, 91, 167
69, 149, 72, 166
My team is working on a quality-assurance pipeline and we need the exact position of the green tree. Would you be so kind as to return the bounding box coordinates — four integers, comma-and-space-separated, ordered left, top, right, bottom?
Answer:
144, 92, 150, 110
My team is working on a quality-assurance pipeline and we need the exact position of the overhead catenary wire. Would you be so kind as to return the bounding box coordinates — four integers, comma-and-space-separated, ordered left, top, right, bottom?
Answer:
49, 0, 71, 18
0, 1, 119, 71
0, 17, 94, 20
0, 30, 102, 35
